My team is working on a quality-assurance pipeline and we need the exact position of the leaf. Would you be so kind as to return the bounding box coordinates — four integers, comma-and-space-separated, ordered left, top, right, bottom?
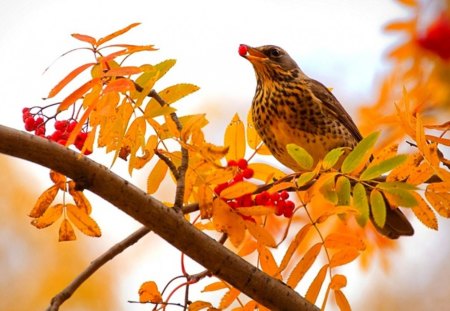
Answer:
103, 66, 142, 77
147, 159, 169, 194
330, 274, 347, 290
225, 113, 246, 161
129, 135, 158, 171
220, 181, 257, 199
69, 186, 92, 215
287, 243, 322, 288
97, 22, 141, 46
47, 62, 96, 98
236, 205, 274, 217
258, 245, 280, 277
305, 264, 329, 304
71, 33, 96, 45
411, 193, 438, 230
334, 290, 351, 311
352, 183, 369, 226
319, 176, 338, 204
278, 224, 313, 273
138, 281, 163, 303
245, 220, 276, 247
213, 199, 245, 247
220, 287, 240, 309
197, 184, 214, 219
381, 188, 417, 207
360, 154, 407, 180
329, 248, 359, 268
59, 218, 76, 241
202, 281, 227, 292
248, 163, 285, 183
50, 170, 67, 190
155, 83, 199, 105
322, 147, 345, 170
384, 20, 416, 32
188, 301, 212, 311
370, 189, 386, 228
58, 78, 101, 112
377, 181, 416, 191
341, 131, 380, 174
66, 204, 101, 237
286, 144, 313, 170
336, 176, 351, 206
425, 182, 450, 217
29, 185, 59, 218
31, 204, 63, 229
407, 161, 435, 185
324, 232, 365, 251
181, 114, 209, 141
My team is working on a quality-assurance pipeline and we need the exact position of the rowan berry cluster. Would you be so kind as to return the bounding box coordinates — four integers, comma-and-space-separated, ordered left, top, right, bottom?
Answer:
214, 158, 295, 218
22, 107, 92, 155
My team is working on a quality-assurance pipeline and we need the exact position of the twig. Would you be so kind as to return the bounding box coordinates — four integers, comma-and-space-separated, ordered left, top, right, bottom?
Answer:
155, 149, 180, 179
47, 226, 151, 311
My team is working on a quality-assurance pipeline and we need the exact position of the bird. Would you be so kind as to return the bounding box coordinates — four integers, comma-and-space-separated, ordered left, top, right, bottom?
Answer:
239, 44, 414, 239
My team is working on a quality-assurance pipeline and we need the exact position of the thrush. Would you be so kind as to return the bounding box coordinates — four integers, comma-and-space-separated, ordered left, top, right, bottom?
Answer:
239, 44, 414, 239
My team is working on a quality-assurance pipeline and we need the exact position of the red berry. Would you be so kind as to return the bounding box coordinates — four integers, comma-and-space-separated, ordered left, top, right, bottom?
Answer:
417, 12, 450, 60
270, 192, 280, 202
274, 204, 284, 216
35, 126, 46, 136
237, 158, 248, 169
214, 183, 228, 195
242, 168, 254, 179
83, 149, 93, 155
55, 120, 69, 131
24, 117, 36, 131
227, 201, 238, 208
238, 44, 248, 57
22, 107, 30, 114
255, 193, 268, 205
283, 208, 294, 218
57, 139, 67, 146
227, 159, 238, 167
50, 130, 63, 142
68, 121, 78, 132
22, 112, 32, 122
285, 200, 295, 209
233, 173, 244, 183
280, 190, 289, 200
239, 194, 253, 207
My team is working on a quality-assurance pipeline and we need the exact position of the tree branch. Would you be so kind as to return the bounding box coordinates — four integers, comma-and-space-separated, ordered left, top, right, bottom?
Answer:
0, 124, 318, 311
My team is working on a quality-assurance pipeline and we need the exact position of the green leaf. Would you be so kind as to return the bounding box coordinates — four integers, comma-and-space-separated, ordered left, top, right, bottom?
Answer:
286, 144, 313, 170
322, 148, 345, 170
360, 154, 408, 181
297, 171, 316, 187
370, 189, 386, 227
336, 176, 351, 206
353, 183, 369, 226
341, 132, 380, 174
381, 188, 418, 207
319, 177, 338, 204
377, 181, 417, 191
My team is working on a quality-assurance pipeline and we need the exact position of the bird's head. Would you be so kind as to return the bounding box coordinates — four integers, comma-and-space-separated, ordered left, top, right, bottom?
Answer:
239, 44, 302, 81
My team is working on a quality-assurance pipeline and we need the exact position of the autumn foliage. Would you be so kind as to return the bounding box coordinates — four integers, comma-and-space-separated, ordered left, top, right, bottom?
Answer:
8, 1, 450, 310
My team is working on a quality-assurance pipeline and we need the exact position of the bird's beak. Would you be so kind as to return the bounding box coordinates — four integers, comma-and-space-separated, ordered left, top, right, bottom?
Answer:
239, 44, 267, 62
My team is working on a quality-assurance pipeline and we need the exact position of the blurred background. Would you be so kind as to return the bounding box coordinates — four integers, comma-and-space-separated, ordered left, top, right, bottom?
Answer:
0, 0, 449, 310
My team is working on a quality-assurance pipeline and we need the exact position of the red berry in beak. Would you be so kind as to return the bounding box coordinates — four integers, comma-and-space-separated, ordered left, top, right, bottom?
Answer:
238, 44, 248, 57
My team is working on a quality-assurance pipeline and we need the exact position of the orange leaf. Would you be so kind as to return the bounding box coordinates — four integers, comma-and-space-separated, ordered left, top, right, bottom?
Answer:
138, 281, 162, 303
58, 78, 101, 112
220, 181, 257, 199
245, 220, 276, 247
220, 287, 240, 309
324, 232, 365, 251
29, 185, 59, 218
257, 245, 280, 278
305, 264, 329, 304
202, 281, 227, 292
59, 218, 76, 241
104, 78, 136, 93
411, 193, 438, 230
212, 199, 245, 247
71, 33, 97, 45
248, 163, 285, 183
147, 159, 168, 194
235, 205, 274, 217
268, 181, 295, 194
66, 204, 101, 237
197, 184, 214, 219
47, 62, 96, 98
425, 182, 450, 217
225, 113, 245, 161
384, 20, 416, 33
69, 183, 92, 215
31, 204, 63, 229
278, 224, 313, 273
188, 301, 212, 311
287, 243, 322, 288
426, 134, 450, 146
329, 248, 359, 268
97, 23, 141, 46
330, 274, 347, 290
50, 170, 67, 190
334, 290, 351, 311
103, 66, 142, 77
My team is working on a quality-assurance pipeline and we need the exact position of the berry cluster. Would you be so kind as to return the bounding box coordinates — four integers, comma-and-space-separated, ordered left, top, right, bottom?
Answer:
214, 158, 295, 218
22, 107, 92, 155
417, 12, 450, 61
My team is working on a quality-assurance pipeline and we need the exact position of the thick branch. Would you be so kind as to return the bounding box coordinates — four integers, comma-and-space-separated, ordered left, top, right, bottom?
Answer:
0, 125, 318, 311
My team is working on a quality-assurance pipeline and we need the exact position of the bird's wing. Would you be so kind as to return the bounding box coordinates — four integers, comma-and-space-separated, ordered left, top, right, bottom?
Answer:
307, 79, 363, 142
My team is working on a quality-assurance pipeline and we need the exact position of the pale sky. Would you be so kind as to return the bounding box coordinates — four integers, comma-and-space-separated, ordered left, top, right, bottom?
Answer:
2, 1, 449, 310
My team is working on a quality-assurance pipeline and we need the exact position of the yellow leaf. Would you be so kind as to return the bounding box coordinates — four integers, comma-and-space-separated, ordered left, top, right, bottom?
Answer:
69, 182, 92, 214
181, 114, 208, 141
29, 185, 59, 218
138, 281, 163, 303
130, 135, 158, 171
164, 114, 180, 138
407, 161, 435, 185
50, 170, 67, 190
268, 181, 295, 194
258, 245, 280, 278
411, 193, 438, 230
248, 163, 285, 183
286, 144, 313, 170
235, 205, 274, 217
212, 199, 245, 247
245, 220, 276, 247
287, 243, 322, 288
370, 189, 386, 228
197, 184, 214, 219
188, 301, 212, 311
278, 224, 313, 273
157, 83, 199, 105
225, 113, 245, 161
59, 219, 76, 242
220, 181, 257, 199
330, 274, 347, 290
123, 116, 146, 157
334, 290, 351, 311
31, 204, 63, 229
247, 109, 271, 155
305, 264, 329, 304
329, 248, 359, 268
205, 168, 235, 185
147, 159, 169, 194
324, 232, 365, 251
66, 204, 101, 237
220, 287, 240, 309
425, 182, 450, 218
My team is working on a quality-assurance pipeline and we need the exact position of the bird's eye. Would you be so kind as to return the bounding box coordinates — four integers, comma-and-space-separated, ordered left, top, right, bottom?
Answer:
270, 48, 282, 58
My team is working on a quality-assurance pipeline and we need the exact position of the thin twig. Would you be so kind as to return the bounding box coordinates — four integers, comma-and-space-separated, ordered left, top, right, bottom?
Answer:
47, 226, 151, 311
155, 149, 180, 179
